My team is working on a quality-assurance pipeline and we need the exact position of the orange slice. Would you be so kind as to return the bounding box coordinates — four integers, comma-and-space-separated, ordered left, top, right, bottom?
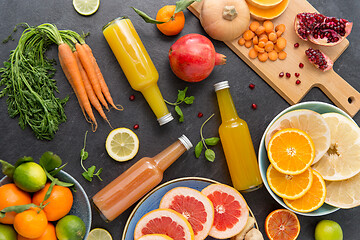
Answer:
265, 209, 300, 240
267, 128, 315, 175
267, 164, 313, 200
284, 170, 326, 213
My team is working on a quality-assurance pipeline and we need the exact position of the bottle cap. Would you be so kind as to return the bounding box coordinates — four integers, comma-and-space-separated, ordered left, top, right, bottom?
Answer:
157, 113, 174, 126
214, 81, 230, 92
178, 135, 193, 150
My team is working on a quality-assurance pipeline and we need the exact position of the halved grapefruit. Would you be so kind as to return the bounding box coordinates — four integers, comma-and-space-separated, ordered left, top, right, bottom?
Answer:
137, 234, 174, 240
201, 184, 249, 239
134, 209, 194, 240
159, 187, 214, 240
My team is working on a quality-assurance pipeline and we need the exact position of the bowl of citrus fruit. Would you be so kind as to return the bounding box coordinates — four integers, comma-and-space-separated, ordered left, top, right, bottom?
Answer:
0, 153, 91, 240
259, 101, 360, 216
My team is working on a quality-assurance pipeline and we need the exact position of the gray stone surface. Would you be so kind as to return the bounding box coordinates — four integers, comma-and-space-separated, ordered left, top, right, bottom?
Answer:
0, 0, 359, 239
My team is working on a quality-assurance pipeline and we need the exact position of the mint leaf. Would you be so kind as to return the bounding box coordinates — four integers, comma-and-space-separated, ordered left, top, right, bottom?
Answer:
177, 87, 188, 103
132, 7, 167, 24
205, 137, 220, 146
195, 141, 203, 158
184, 96, 194, 104
87, 166, 96, 178
175, 105, 184, 122
205, 149, 215, 162
80, 149, 88, 161
82, 172, 92, 182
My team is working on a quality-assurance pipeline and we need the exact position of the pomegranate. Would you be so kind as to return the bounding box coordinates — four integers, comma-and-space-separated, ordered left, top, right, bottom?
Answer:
168, 34, 226, 82
305, 48, 333, 71
295, 12, 352, 46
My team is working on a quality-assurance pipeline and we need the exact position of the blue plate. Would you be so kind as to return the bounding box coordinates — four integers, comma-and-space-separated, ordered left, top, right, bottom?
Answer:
122, 177, 258, 240
0, 170, 91, 239
258, 101, 354, 216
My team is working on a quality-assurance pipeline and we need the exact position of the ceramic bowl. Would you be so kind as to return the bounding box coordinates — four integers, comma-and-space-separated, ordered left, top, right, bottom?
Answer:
258, 101, 350, 216
0, 170, 91, 239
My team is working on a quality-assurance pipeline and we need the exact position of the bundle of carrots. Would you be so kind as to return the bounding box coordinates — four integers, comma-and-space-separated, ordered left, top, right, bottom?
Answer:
40, 24, 122, 131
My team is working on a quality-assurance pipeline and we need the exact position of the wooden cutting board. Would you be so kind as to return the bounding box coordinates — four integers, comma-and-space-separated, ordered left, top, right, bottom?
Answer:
188, 0, 360, 117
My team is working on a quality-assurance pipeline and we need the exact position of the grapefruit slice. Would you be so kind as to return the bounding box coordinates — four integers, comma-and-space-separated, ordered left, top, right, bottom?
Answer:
265, 209, 300, 240
201, 184, 249, 239
134, 209, 194, 240
159, 187, 214, 240
137, 234, 174, 240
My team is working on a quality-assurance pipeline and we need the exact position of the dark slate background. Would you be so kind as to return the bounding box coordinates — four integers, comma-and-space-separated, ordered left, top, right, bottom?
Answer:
0, 0, 359, 239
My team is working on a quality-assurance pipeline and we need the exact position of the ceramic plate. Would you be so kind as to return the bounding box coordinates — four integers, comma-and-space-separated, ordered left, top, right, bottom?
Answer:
258, 101, 351, 216
122, 177, 258, 240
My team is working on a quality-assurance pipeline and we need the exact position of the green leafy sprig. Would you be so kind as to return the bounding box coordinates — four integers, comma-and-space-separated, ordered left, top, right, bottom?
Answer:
195, 114, 220, 162
80, 131, 103, 182
164, 87, 194, 122
132, 0, 201, 24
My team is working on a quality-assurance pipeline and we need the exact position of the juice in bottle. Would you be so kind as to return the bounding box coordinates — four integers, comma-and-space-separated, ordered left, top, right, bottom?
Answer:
92, 135, 193, 222
103, 17, 173, 125
214, 81, 262, 192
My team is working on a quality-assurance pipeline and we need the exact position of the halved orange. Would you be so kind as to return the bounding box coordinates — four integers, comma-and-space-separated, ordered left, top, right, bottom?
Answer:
265, 209, 300, 240
267, 128, 315, 175
284, 170, 326, 213
267, 164, 313, 200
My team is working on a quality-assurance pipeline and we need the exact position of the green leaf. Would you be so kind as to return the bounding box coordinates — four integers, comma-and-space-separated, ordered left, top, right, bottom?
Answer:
82, 172, 92, 182
43, 178, 58, 203
95, 168, 103, 181
49, 163, 67, 176
0, 160, 15, 178
177, 87, 188, 102
194, 141, 203, 158
205, 149, 215, 162
44, 169, 74, 187
175, 105, 184, 122
80, 149, 88, 161
205, 137, 220, 146
14, 156, 33, 168
39, 151, 62, 172
0, 203, 37, 218
174, 0, 201, 14
184, 96, 194, 105
132, 7, 167, 24
87, 166, 96, 178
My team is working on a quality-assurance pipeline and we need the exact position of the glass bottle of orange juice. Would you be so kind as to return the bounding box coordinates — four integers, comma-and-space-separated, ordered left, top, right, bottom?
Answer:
214, 81, 262, 192
103, 17, 173, 125
92, 135, 192, 222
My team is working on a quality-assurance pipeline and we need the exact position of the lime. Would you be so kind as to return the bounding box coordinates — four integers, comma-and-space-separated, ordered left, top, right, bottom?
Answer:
105, 128, 139, 162
0, 223, 17, 240
87, 228, 112, 240
315, 220, 343, 240
13, 162, 47, 192
73, 0, 100, 16
56, 215, 86, 240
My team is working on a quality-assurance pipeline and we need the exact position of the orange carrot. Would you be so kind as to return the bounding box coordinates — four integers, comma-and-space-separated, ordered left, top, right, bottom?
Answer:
74, 51, 111, 126
82, 43, 123, 111
58, 43, 97, 130
75, 43, 109, 111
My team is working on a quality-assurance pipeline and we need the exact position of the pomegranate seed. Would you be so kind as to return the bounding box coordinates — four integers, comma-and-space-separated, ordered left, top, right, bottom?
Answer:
296, 80, 301, 85
286, 72, 291, 78
299, 63, 304, 68
295, 73, 300, 78
197, 112, 203, 118
294, 43, 300, 48
129, 94, 135, 101
279, 72, 284, 78
251, 103, 257, 110
133, 124, 139, 130
249, 83, 255, 89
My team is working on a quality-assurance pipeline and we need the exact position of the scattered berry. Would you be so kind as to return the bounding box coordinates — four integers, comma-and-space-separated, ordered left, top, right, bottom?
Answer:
249, 83, 255, 89
294, 43, 300, 48
279, 72, 284, 78
129, 94, 135, 101
252, 103, 257, 110
133, 124, 139, 130
295, 73, 300, 78
286, 72, 291, 78
296, 80, 301, 85
197, 112, 204, 118
299, 63, 304, 68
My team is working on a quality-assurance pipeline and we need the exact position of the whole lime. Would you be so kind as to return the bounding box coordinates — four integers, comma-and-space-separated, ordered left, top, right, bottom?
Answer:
315, 220, 343, 240
56, 215, 86, 240
13, 162, 47, 192
0, 223, 17, 240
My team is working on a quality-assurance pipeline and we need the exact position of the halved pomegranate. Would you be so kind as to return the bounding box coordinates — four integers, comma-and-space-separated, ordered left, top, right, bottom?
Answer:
305, 48, 333, 71
295, 12, 352, 46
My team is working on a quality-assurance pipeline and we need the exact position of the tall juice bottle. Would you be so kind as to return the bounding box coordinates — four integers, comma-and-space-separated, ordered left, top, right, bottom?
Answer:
214, 81, 262, 192
103, 17, 173, 125
92, 135, 193, 222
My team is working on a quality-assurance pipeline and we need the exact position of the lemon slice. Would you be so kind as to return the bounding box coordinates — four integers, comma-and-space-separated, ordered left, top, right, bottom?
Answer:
105, 128, 139, 162
87, 228, 112, 240
73, 0, 100, 16
265, 109, 330, 164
